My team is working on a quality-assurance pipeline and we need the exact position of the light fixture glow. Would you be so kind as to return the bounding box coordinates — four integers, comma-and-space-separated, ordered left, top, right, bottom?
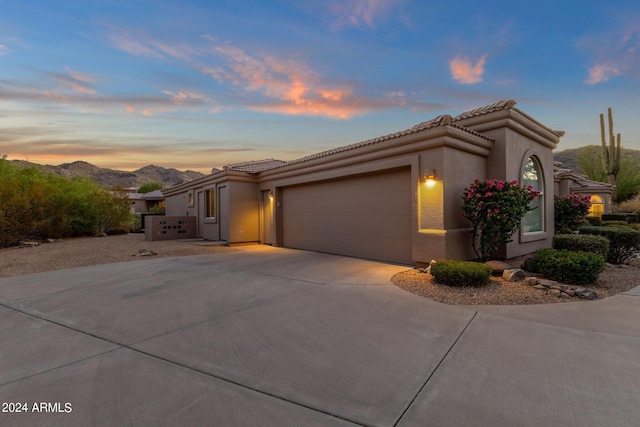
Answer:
424, 169, 436, 185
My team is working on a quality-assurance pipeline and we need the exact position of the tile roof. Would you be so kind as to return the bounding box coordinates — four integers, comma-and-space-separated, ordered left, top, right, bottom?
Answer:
257, 113, 490, 171
570, 178, 614, 190
452, 99, 517, 121
220, 100, 558, 175
223, 159, 288, 174
453, 99, 564, 137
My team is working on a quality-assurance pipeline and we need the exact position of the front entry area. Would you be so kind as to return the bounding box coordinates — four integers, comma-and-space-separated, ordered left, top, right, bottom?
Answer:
281, 168, 413, 264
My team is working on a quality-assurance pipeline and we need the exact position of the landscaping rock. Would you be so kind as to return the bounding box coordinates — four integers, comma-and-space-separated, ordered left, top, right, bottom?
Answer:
521, 257, 535, 271
533, 284, 547, 290
549, 289, 562, 297
20, 241, 39, 247
425, 260, 436, 274
502, 269, 527, 281
577, 289, 598, 300
526, 277, 538, 286
560, 292, 571, 299
538, 280, 554, 288
485, 260, 512, 276
133, 249, 157, 257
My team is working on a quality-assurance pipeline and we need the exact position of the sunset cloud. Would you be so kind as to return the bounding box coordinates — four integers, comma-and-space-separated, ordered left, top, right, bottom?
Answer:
0, 44, 9, 56
105, 25, 196, 61
582, 23, 640, 84
49, 69, 97, 94
450, 55, 487, 84
325, 0, 402, 29
202, 39, 368, 118
586, 63, 621, 84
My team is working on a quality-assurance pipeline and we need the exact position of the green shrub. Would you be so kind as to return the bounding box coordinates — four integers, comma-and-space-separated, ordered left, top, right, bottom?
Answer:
601, 221, 640, 231
554, 194, 591, 232
552, 234, 609, 258
531, 248, 605, 286
430, 260, 492, 287
602, 213, 638, 223
0, 159, 131, 247
579, 226, 640, 264
586, 216, 603, 226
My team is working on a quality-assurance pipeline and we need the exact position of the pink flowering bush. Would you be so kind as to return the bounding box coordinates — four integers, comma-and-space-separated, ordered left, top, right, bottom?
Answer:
462, 179, 540, 262
554, 193, 591, 233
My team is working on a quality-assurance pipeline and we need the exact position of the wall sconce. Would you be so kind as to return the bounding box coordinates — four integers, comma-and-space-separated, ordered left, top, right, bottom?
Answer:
268, 191, 274, 201
424, 169, 436, 185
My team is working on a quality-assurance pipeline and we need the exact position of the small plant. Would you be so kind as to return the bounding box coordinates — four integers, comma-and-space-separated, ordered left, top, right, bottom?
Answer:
617, 198, 640, 213
554, 193, 591, 232
586, 216, 603, 226
462, 179, 540, 262
579, 226, 640, 264
552, 234, 609, 258
430, 260, 492, 287
531, 248, 605, 286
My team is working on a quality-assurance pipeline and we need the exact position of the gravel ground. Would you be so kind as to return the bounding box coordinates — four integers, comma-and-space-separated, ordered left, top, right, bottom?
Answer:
392, 256, 640, 305
0, 233, 236, 278
2, 234, 639, 305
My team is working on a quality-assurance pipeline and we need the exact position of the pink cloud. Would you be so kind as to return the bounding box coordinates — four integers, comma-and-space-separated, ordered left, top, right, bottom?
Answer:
586, 63, 621, 85
450, 55, 487, 84
581, 22, 640, 84
0, 44, 10, 56
202, 40, 366, 118
326, 0, 401, 29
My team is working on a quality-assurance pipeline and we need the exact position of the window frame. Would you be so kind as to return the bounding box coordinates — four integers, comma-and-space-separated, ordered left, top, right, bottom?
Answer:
520, 154, 547, 242
205, 187, 216, 220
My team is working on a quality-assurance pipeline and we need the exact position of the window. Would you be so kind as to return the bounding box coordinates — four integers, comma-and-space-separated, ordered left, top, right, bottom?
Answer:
187, 191, 194, 206
589, 195, 604, 217
522, 157, 544, 233
206, 188, 215, 218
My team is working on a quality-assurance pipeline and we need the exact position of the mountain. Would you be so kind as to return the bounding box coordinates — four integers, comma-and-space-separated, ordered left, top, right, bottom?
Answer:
9, 160, 205, 189
554, 145, 640, 174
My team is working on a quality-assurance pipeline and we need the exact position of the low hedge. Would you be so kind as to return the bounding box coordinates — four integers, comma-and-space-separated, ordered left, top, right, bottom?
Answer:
579, 226, 640, 264
552, 234, 609, 258
586, 216, 603, 227
602, 213, 638, 223
531, 248, 605, 286
430, 260, 492, 287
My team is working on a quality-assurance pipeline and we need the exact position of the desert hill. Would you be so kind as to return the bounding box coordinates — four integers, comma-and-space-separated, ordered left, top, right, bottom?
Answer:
8, 160, 205, 189
554, 145, 640, 173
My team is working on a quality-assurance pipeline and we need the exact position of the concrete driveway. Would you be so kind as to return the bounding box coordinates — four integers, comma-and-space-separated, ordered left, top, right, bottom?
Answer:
0, 245, 639, 426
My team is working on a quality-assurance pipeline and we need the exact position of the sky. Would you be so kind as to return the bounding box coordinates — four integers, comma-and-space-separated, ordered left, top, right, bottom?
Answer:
1, 0, 638, 173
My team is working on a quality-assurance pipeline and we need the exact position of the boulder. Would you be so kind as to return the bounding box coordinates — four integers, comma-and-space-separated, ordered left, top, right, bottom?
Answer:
502, 269, 527, 282
425, 260, 436, 274
20, 241, 39, 247
485, 260, 512, 276
521, 257, 535, 271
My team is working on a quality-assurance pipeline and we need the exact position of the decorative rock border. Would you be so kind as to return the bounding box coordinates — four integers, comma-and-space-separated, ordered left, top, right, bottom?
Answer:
526, 276, 598, 300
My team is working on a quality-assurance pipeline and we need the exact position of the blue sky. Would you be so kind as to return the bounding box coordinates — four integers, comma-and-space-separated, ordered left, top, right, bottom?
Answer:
1, 0, 638, 172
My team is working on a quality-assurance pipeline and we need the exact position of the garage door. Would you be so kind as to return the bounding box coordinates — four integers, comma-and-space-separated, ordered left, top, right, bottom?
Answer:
282, 168, 413, 264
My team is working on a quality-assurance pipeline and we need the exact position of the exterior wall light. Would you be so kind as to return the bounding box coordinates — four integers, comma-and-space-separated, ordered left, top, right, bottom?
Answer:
268, 191, 274, 201
424, 169, 436, 185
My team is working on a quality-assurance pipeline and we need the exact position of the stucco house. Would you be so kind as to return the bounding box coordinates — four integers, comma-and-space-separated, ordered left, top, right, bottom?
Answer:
128, 189, 165, 214
163, 100, 613, 265
554, 165, 614, 217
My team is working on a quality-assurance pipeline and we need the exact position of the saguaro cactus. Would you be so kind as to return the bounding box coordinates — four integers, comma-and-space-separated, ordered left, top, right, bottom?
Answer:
600, 107, 621, 186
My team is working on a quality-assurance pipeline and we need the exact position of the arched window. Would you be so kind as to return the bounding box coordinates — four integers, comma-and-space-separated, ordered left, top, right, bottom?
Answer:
522, 157, 544, 233
589, 195, 604, 217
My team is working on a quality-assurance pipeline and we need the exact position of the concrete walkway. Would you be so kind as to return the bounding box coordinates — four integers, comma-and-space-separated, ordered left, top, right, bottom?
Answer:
0, 245, 638, 426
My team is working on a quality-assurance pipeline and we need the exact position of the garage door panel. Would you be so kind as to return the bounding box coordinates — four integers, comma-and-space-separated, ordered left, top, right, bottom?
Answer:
282, 169, 412, 264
